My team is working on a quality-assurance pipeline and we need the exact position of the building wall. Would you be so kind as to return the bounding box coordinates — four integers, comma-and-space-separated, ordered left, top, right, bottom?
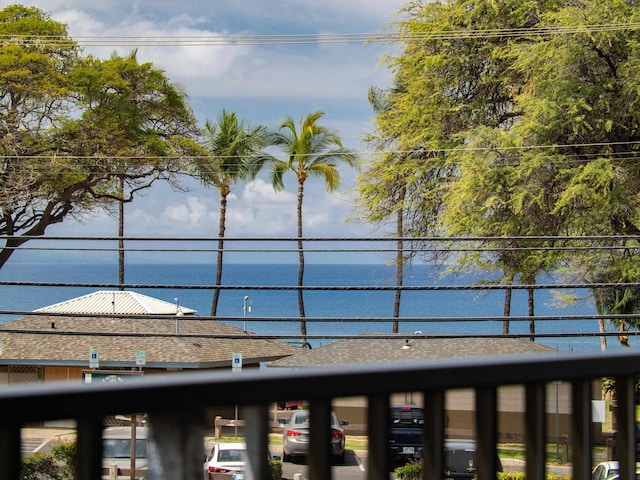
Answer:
44, 366, 84, 383
333, 382, 583, 442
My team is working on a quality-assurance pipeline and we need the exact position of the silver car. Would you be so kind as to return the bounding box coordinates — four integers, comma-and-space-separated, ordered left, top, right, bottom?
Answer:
281, 409, 347, 463
102, 426, 148, 480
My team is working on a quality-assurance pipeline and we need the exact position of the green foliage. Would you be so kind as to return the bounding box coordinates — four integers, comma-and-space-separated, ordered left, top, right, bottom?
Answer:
394, 458, 423, 480
20, 452, 61, 480
394, 459, 571, 480
362, 0, 640, 339
268, 459, 282, 480
0, 4, 203, 269
51, 441, 76, 480
19, 440, 76, 480
498, 473, 570, 480
265, 110, 358, 193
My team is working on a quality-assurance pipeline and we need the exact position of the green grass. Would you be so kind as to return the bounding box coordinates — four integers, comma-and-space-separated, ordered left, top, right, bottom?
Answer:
497, 444, 562, 464
211, 399, 621, 461
213, 434, 608, 460
212, 433, 367, 451
497, 443, 608, 465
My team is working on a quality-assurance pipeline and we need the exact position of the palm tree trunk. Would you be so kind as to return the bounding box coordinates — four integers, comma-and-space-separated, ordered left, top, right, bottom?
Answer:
502, 275, 513, 335
296, 180, 307, 340
393, 199, 405, 333
118, 175, 125, 291
528, 285, 535, 341
593, 290, 608, 351
210, 193, 227, 317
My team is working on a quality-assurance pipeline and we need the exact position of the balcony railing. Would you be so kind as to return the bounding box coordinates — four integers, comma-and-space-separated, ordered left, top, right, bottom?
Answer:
2, 235, 640, 479
1, 350, 639, 480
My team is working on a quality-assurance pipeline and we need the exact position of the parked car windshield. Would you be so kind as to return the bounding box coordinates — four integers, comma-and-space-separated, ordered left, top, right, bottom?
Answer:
291, 412, 341, 427
292, 413, 309, 425
103, 439, 148, 459
216, 447, 245, 462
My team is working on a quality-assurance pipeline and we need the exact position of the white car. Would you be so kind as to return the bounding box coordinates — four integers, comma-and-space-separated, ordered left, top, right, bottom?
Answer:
592, 461, 640, 480
102, 426, 148, 480
204, 443, 246, 480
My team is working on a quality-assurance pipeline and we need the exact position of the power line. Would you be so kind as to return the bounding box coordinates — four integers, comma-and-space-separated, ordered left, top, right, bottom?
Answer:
1, 22, 640, 47
3, 140, 640, 161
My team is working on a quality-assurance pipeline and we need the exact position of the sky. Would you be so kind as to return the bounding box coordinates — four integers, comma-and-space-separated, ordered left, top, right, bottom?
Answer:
1, 0, 409, 264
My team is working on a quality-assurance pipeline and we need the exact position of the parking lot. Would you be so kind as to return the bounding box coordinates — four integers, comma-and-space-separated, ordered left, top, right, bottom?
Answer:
279, 449, 366, 480
24, 428, 576, 480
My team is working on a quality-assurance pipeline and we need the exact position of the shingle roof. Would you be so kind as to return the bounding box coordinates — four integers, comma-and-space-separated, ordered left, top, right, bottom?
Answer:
34, 290, 197, 315
266, 335, 557, 368
0, 315, 300, 368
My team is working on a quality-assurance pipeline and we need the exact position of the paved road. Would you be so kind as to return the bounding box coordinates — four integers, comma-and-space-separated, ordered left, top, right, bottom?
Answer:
21, 428, 75, 457
22, 429, 573, 479
281, 450, 366, 480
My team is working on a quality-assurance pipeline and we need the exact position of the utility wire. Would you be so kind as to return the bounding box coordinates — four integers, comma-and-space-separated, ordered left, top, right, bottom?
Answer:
3, 140, 640, 163
2, 23, 640, 47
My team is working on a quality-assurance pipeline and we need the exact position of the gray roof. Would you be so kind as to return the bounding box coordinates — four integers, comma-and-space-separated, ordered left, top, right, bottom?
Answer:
35, 290, 197, 315
0, 290, 300, 369
266, 335, 557, 368
0, 315, 300, 369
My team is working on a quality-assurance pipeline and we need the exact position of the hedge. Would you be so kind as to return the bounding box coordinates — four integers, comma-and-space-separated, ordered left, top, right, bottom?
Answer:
394, 460, 571, 480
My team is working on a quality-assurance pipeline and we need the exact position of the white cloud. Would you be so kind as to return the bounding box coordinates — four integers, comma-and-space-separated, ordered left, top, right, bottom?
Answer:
226, 179, 297, 235
12, 0, 398, 103
242, 179, 294, 205
0, 0, 398, 247
162, 196, 214, 228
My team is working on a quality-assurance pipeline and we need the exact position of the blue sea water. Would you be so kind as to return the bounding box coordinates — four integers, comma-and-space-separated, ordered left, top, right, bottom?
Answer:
0, 262, 627, 353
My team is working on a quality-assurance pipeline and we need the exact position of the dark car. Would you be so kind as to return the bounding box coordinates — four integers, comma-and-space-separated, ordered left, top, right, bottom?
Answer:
442, 439, 503, 479
388, 405, 503, 478
389, 405, 424, 463
281, 409, 347, 463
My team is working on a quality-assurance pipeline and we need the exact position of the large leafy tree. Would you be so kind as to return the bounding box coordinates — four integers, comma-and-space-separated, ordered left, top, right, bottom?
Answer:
60, 49, 203, 283
0, 6, 203, 270
263, 111, 358, 340
0, 5, 80, 267
506, 0, 640, 346
192, 109, 268, 316
363, 0, 550, 332
366, 0, 640, 345
442, 129, 566, 337
358, 84, 445, 332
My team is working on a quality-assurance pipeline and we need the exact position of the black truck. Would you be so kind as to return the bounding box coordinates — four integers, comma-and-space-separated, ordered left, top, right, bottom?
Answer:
388, 406, 502, 478
389, 405, 424, 464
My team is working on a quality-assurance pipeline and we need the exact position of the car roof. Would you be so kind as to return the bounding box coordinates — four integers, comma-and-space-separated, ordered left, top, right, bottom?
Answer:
288, 409, 338, 417
444, 439, 476, 449
215, 442, 246, 449
103, 426, 148, 439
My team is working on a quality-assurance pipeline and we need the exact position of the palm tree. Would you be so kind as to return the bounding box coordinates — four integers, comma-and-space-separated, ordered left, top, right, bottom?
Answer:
365, 85, 408, 333
193, 109, 267, 316
263, 110, 358, 340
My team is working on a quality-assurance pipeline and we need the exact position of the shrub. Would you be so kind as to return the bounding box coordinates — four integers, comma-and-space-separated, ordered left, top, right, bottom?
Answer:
498, 473, 571, 480
51, 441, 77, 480
394, 459, 423, 480
395, 462, 572, 480
269, 459, 282, 480
20, 452, 61, 480
498, 473, 524, 480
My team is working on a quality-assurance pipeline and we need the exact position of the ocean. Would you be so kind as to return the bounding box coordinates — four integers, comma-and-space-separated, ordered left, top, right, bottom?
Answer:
0, 262, 626, 353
